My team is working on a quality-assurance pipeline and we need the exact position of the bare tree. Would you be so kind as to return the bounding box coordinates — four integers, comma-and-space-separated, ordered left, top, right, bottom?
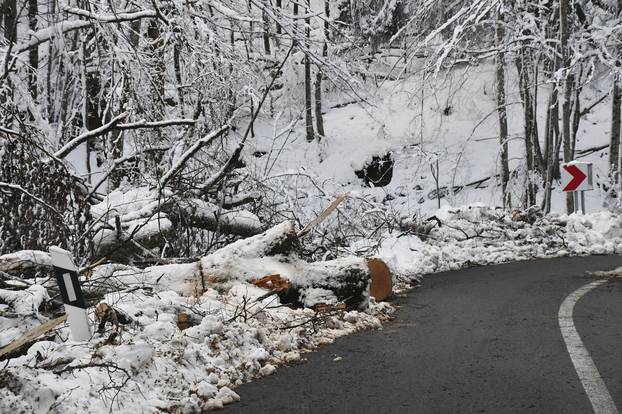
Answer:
560, 0, 574, 213
610, 1, 622, 182
314, 0, 329, 140
304, 0, 315, 142
495, 6, 510, 208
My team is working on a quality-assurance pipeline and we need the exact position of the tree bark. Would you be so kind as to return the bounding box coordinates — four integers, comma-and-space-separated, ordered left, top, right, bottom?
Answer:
531, 59, 545, 174
516, 50, 535, 207
147, 19, 165, 110
304, 0, 315, 142
82, 29, 103, 184
495, 10, 510, 208
1, 0, 17, 126
198, 222, 372, 310
542, 85, 559, 213
610, 0, 622, 183
560, 0, 574, 213
28, 0, 38, 99
571, 71, 582, 159
611, 74, 621, 179
262, 6, 271, 54
275, 0, 282, 34
314, 0, 329, 140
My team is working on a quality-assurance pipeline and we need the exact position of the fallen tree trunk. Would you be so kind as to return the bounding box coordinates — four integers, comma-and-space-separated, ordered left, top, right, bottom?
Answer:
91, 195, 265, 260
194, 221, 389, 310
276, 256, 371, 311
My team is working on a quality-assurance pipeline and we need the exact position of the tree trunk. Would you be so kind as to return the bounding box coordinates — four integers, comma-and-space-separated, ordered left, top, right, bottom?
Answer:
542, 84, 559, 213
314, 0, 329, 140
147, 19, 165, 110
571, 70, 582, 159
304, 0, 315, 142
83, 30, 103, 184
173, 42, 185, 116
618, 0, 622, 197
275, 0, 282, 34
262, 7, 271, 54
610, 0, 622, 183
293, 0, 299, 46
28, 0, 39, 100
197, 222, 374, 311
532, 59, 545, 174
1, 0, 17, 127
611, 75, 621, 179
276, 257, 371, 311
560, 0, 574, 213
516, 50, 535, 207
495, 11, 510, 208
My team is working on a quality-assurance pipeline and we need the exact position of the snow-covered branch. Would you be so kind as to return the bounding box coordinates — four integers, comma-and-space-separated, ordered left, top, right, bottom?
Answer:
116, 119, 196, 130
7, 8, 158, 56
61, 6, 157, 22
54, 112, 129, 159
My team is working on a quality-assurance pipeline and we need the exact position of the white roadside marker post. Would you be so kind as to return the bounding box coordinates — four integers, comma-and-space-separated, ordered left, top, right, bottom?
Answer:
49, 246, 91, 341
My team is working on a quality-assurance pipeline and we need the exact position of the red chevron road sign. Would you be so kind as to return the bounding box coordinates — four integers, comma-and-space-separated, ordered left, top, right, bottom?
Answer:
561, 162, 593, 192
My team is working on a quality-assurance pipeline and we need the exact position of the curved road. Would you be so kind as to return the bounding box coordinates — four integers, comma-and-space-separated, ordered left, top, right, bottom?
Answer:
223, 256, 622, 413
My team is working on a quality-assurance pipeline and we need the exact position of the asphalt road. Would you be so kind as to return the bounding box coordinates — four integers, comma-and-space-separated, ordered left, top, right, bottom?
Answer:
222, 256, 622, 414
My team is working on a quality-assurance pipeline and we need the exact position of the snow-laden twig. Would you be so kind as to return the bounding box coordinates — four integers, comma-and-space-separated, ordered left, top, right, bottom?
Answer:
158, 124, 231, 190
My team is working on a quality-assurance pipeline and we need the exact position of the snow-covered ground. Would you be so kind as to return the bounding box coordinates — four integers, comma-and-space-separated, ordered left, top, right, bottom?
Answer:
3, 60, 622, 412
3, 204, 622, 412
246, 59, 615, 220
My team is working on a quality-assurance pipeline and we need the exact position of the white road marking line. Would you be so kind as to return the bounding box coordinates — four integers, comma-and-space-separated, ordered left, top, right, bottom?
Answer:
558, 280, 619, 414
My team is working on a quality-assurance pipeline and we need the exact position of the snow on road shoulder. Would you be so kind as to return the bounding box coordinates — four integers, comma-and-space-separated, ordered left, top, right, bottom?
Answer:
367, 205, 622, 289
0, 279, 391, 413
2, 205, 622, 413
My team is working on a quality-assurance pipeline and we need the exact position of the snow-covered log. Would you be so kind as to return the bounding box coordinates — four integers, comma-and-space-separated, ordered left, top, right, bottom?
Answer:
0, 251, 52, 276
195, 222, 378, 310
168, 199, 264, 238
277, 257, 371, 311
201, 221, 299, 262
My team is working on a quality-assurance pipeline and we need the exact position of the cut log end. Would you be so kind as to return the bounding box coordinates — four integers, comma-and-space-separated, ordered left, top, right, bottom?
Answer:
367, 258, 392, 301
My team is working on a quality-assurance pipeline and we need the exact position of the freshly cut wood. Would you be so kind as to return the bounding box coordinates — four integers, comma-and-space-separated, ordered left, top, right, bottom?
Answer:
0, 314, 67, 360
252, 274, 291, 291
367, 258, 392, 301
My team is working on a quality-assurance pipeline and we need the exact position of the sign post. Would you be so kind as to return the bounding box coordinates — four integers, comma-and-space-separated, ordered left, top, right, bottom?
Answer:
49, 246, 91, 341
561, 162, 593, 213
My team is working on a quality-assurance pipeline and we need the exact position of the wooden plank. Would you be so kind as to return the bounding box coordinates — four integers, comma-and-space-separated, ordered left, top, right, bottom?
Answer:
0, 314, 67, 359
